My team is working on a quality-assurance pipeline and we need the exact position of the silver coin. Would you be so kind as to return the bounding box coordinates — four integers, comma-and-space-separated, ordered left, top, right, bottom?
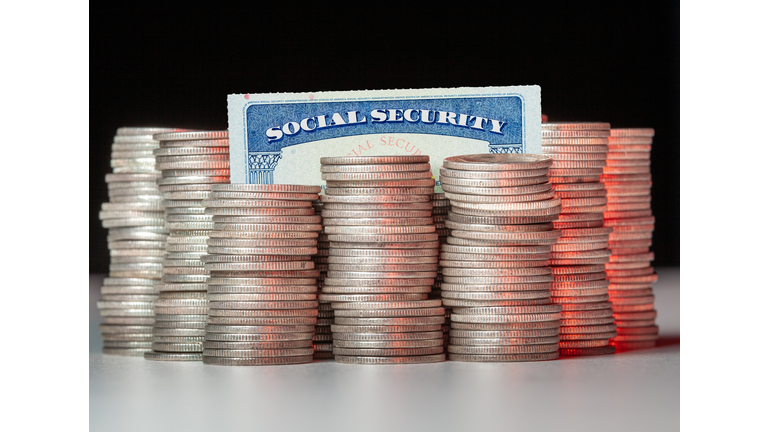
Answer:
325, 187, 435, 196
202, 256, 314, 265
97, 301, 154, 310
153, 321, 207, 329
449, 336, 560, 346
325, 179, 435, 188
205, 324, 315, 334
334, 316, 445, 326
333, 307, 445, 318
151, 343, 203, 352
203, 346, 315, 357
332, 331, 443, 341
441, 267, 551, 277
144, 352, 203, 361
334, 354, 445, 364
328, 263, 438, 272
157, 137, 229, 147
152, 328, 206, 337
152, 336, 205, 343
322, 217, 434, 226
212, 222, 321, 232
439, 252, 550, 262
206, 317, 317, 326
331, 324, 443, 334
327, 255, 438, 264
322, 210, 432, 219
321, 285, 431, 294
437, 282, 551, 292
202, 355, 313, 365
450, 321, 560, 331
331, 300, 441, 310
442, 290, 551, 300
99, 210, 164, 220
319, 293, 429, 302
329, 240, 439, 250
157, 176, 230, 186
324, 225, 435, 235
442, 298, 551, 307
208, 301, 319, 311
332, 346, 444, 356
202, 340, 314, 350
322, 202, 433, 211
443, 155, 551, 172
99, 325, 154, 334
100, 285, 158, 295
329, 248, 439, 257
326, 270, 437, 279
444, 220, 554, 233
209, 277, 316, 286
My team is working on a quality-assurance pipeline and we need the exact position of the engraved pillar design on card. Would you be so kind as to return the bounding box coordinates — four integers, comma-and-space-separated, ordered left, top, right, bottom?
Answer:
488, 143, 524, 154
248, 151, 282, 184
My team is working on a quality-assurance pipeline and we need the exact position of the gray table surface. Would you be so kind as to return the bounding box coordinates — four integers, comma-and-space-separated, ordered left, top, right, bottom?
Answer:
90, 268, 679, 432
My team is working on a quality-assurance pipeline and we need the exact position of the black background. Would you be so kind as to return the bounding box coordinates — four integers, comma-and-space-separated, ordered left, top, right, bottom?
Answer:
90, 3, 679, 272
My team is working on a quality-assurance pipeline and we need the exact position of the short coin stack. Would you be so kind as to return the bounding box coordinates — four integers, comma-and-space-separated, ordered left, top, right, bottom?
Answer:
313, 201, 334, 360
602, 128, 659, 350
542, 123, 618, 356
98, 126, 185, 356
201, 184, 322, 366
144, 131, 231, 362
430, 192, 451, 346
439, 154, 563, 363
319, 156, 445, 365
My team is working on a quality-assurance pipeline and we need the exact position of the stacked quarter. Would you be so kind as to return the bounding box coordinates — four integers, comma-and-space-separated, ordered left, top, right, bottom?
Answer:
98, 127, 186, 356
201, 184, 322, 366
542, 123, 617, 356
319, 156, 445, 365
430, 193, 451, 346
602, 128, 658, 350
313, 200, 334, 359
439, 154, 563, 363
144, 131, 231, 362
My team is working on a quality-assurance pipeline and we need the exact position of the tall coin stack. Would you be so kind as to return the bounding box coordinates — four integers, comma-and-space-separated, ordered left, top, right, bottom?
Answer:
201, 184, 322, 366
430, 192, 451, 346
602, 128, 659, 350
439, 154, 563, 363
542, 123, 618, 357
313, 200, 334, 360
144, 131, 231, 362
319, 156, 446, 365
98, 127, 185, 356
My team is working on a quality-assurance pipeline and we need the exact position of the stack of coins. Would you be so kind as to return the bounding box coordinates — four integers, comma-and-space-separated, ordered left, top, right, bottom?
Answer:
143, 131, 231, 362
201, 184, 322, 366
319, 156, 446, 365
98, 127, 185, 356
430, 193, 451, 346
602, 128, 659, 350
313, 200, 334, 359
542, 123, 617, 357
438, 154, 563, 363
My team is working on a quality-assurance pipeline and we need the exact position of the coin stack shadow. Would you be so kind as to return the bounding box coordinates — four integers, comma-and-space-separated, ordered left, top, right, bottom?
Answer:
430, 192, 451, 347
602, 128, 659, 350
144, 131, 231, 362
313, 200, 334, 360
319, 155, 446, 365
438, 154, 564, 363
200, 184, 322, 366
542, 123, 618, 357
98, 127, 186, 356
